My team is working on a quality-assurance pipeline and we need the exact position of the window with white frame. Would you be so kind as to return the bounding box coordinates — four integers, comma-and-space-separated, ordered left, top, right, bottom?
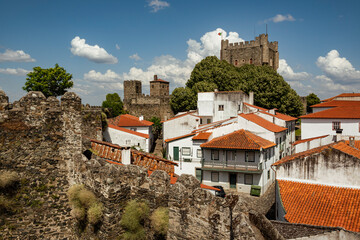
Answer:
125, 140, 131, 145
197, 149, 202, 158
244, 174, 253, 185
332, 121, 341, 130
182, 147, 191, 156
211, 172, 219, 182
218, 105, 224, 111
211, 150, 219, 160
245, 151, 255, 162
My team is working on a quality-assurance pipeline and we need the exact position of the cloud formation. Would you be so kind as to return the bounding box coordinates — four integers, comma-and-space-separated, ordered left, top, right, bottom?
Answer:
0, 49, 35, 62
316, 50, 360, 84
278, 59, 310, 81
266, 14, 295, 23
129, 53, 142, 61
0, 68, 30, 76
83, 70, 124, 91
148, 0, 169, 12
116, 44, 120, 50
70, 36, 118, 64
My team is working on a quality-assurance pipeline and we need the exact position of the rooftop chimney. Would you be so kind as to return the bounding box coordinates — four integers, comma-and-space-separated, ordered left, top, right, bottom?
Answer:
139, 115, 144, 121
335, 129, 343, 142
154, 75, 158, 81
349, 136, 355, 148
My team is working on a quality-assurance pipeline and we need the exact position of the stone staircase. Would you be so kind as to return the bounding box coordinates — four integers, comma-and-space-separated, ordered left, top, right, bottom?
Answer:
152, 138, 164, 157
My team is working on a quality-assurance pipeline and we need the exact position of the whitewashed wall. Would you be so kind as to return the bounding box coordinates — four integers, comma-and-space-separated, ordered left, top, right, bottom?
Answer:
103, 127, 149, 152
294, 135, 333, 153
163, 114, 199, 141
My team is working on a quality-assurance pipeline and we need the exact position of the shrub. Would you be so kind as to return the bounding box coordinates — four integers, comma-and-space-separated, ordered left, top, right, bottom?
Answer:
71, 207, 86, 221
0, 171, 19, 189
150, 207, 169, 236
120, 200, 149, 240
67, 184, 84, 207
88, 202, 103, 225
0, 196, 15, 214
78, 189, 96, 208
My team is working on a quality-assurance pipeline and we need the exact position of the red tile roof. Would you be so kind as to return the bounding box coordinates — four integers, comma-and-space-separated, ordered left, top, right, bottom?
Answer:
162, 111, 199, 123
278, 179, 360, 232
192, 132, 212, 140
150, 78, 169, 83
259, 111, 297, 121
322, 93, 360, 102
344, 140, 360, 149
311, 100, 360, 108
292, 135, 329, 146
300, 106, 360, 119
91, 139, 177, 176
200, 129, 276, 150
239, 113, 287, 132
164, 133, 196, 143
243, 102, 268, 111
108, 114, 153, 127
273, 141, 360, 166
108, 124, 149, 138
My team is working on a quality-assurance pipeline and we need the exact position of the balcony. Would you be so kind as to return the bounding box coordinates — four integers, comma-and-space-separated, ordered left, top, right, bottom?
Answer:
202, 160, 263, 173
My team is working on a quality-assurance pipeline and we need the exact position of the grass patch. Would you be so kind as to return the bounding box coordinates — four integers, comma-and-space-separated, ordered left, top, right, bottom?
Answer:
0, 196, 16, 214
0, 171, 19, 190
120, 199, 149, 240
150, 207, 169, 237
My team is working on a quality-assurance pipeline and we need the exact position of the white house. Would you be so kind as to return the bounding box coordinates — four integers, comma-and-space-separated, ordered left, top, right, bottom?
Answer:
162, 111, 200, 142
200, 129, 276, 195
104, 114, 154, 152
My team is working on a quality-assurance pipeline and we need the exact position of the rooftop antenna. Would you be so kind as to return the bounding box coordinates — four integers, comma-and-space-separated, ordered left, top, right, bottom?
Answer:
266, 24, 268, 35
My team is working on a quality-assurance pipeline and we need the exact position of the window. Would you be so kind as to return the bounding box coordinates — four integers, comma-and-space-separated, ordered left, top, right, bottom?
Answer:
207, 119, 211, 124
130, 127, 137, 131
211, 172, 219, 182
152, 85, 154, 88
197, 149, 202, 158
267, 170, 270, 180
226, 150, 235, 161
235, 60, 238, 65
245, 151, 255, 162
196, 169, 202, 181
250, 58, 253, 64
276, 138, 278, 145
200, 119, 203, 124
264, 150, 268, 161
182, 147, 191, 156
238, 104, 241, 111
218, 105, 224, 111
242, 59, 245, 63
332, 121, 341, 130
244, 174, 253, 185
125, 140, 131, 145
211, 150, 219, 160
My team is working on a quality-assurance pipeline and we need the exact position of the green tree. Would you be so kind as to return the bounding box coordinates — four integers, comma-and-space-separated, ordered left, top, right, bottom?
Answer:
102, 93, 125, 118
170, 87, 196, 114
306, 93, 321, 113
23, 64, 73, 97
149, 116, 162, 139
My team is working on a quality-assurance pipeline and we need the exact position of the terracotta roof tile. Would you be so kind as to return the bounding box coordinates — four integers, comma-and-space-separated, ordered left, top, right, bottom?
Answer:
259, 111, 297, 121
344, 140, 360, 149
243, 102, 268, 111
300, 106, 360, 119
311, 100, 360, 108
239, 113, 287, 132
108, 114, 153, 127
162, 111, 199, 123
108, 124, 149, 138
322, 93, 360, 102
293, 135, 329, 146
165, 133, 195, 143
200, 129, 276, 150
278, 179, 360, 232
150, 78, 169, 83
91, 139, 177, 176
332, 141, 360, 159
192, 132, 212, 140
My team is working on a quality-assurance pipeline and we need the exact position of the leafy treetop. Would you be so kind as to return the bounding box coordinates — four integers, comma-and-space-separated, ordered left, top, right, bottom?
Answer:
23, 64, 73, 98
102, 93, 126, 118
306, 93, 321, 113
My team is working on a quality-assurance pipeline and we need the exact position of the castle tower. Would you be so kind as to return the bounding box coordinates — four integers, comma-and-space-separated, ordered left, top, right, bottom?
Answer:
220, 34, 279, 70
150, 75, 169, 97
124, 80, 142, 100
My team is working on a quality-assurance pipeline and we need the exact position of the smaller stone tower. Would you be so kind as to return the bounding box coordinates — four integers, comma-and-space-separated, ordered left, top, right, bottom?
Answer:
150, 75, 169, 97
124, 80, 142, 100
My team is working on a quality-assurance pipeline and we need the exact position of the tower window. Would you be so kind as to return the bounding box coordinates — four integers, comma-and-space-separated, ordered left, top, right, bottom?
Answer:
235, 60, 238, 65
250, 58, 253, 64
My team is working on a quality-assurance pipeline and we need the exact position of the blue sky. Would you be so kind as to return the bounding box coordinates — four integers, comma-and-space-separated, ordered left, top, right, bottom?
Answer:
1, 0, 360, 105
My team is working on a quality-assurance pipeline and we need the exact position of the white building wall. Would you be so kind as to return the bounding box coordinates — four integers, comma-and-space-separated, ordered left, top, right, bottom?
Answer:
122, 125, 153, 151
294, 135, 333, 153
301, 118, 360, 139
163, 114, 199, 141
103, 127, 149, 152
198, 92, 214, 117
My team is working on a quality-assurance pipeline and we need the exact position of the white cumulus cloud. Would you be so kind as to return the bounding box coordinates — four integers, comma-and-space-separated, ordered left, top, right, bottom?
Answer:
129, 53, 142, 61
84, 69, 122, 82
266, 14, 296, 23
148, 0, 169, 12
278, 59, 310, 81
316, 50, 360, 84
70, 36, 118, 64
0, 49, 35, 62
0, 68, 30, 76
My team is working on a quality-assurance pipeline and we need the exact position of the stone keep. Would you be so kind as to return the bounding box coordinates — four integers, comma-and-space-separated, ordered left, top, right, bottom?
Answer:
123, 75, 173, 120
220, 34, 279, 70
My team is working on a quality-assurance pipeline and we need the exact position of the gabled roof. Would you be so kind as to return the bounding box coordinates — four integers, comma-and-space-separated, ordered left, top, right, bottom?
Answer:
322, 93, 360, 102
162, 111, 199, 123
108, 114, 153, 127
292, 135, 329, 146
243, 102, 268, 111
192, 132, 212, 140
108, 124, 149, 138
200, 129, 276, 150
311, 100, 360, 108
259, 111, 297, 121
164, 133, 196, 143
300, 106, 360, 119
239, 113, 287, 133
277, 179, 360, 232
344, 140, 360, 149
273, 141, 360, 166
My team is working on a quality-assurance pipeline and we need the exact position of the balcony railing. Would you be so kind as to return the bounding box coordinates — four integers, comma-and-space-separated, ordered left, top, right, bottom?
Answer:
202, 160, 262, 171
